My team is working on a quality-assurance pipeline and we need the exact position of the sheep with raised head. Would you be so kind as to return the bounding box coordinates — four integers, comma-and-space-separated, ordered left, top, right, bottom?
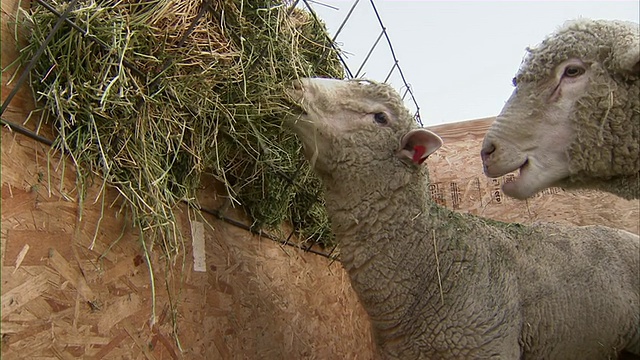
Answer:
286, 78, 639, 359
481, 19, 639, 200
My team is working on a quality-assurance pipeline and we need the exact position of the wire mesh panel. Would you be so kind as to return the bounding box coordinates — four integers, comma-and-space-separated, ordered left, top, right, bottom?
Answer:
300, 0, 423, 124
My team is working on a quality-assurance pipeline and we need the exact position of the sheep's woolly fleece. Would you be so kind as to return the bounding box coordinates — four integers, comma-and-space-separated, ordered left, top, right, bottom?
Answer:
287, 78, 640, 359
519, 19, 639, 198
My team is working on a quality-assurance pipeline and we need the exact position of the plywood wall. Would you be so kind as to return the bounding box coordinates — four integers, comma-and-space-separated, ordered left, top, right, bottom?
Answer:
426, 118, 639, 234
0, 105, 378, 358
1, 160, 378, 359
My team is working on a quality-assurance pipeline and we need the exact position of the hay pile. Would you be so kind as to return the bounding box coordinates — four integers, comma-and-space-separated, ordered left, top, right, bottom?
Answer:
18, 0, 343, 254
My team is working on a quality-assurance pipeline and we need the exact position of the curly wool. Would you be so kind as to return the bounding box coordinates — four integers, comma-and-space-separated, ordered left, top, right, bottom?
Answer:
327, 130, 640, 360
517, 19, 640, 199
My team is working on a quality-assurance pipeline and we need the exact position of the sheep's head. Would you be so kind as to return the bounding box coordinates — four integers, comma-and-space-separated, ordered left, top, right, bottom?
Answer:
285, 78, 442, 181
481, 19, 640, 199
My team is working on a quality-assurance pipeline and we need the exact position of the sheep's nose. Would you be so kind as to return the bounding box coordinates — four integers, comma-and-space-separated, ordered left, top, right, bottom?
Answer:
480, 143, 496, 162
287, 80, 306, 101
291, 79, 304, 91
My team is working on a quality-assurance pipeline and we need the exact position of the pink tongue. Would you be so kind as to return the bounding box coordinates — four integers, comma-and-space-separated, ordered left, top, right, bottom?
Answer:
412, 145, 426, 164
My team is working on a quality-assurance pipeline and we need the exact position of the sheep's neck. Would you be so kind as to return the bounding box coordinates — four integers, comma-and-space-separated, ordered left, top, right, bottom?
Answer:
568, 86, 639, 198
564, 172, 640, 200
324, 169, 431, 235
324, 168, 471, 329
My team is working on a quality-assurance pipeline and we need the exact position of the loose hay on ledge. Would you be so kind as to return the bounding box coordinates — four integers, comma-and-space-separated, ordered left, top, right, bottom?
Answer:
17, 0, 343, 254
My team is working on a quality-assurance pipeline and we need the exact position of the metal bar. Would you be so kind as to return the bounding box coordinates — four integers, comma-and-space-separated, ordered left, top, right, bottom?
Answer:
0, 0, 80, 117
354, 29, 384, 78
401, 86, 410, 101
33, 0, 147, 79
301, 0, 354, 79
198, 204, 337, 260
1, 117, 54, 146
369, 0, 422, 124
332, 0, 360, 42
383, 61, 397, 83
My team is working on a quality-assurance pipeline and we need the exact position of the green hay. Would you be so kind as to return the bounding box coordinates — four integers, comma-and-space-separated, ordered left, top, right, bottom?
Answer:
17, 0, 342, 255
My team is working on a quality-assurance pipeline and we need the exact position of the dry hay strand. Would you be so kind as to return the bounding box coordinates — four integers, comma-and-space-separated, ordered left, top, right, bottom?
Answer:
16, 0, 342, 258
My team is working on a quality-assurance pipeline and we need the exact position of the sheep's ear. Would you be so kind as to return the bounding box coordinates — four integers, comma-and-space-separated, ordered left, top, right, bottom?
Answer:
612, 33, 640, 75
398, 129, 443, 165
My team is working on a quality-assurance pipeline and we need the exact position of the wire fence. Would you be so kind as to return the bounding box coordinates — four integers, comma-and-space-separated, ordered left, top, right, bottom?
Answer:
300, 0, 423, 124
1, 0, 421, 260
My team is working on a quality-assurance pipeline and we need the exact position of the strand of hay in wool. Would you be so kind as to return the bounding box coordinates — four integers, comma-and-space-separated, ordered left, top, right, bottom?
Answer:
432, 229, 444, 304
598, 89, 614, 145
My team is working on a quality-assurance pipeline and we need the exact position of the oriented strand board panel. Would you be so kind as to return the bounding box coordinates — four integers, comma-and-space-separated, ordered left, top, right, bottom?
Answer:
426, 118, 639, 234
0, 112, 377, 358
1, 129, 378, 360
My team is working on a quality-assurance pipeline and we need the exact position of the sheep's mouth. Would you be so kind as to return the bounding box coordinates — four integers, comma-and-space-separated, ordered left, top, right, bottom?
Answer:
285, 99, 308, 120
501, 158, 532, 199
496, 154, 571, 200
502, 157, 560, 200
513, 158, 529, 180
295, 108, 310, 121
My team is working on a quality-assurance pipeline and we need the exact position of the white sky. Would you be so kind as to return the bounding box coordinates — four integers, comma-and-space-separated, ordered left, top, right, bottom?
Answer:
304, 1, 640, 125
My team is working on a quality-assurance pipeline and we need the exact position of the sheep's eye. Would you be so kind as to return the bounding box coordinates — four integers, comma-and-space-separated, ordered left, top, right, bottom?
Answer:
373, 112, 388, 125
563, 65, 585, 78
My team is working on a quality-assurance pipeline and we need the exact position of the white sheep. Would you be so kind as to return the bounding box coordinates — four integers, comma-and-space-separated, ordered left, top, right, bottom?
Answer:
286, 78, 640, 359
481, 18, 639, 200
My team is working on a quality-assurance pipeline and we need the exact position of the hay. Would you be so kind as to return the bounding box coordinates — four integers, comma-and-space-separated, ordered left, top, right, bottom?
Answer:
17, 0, 342, 254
